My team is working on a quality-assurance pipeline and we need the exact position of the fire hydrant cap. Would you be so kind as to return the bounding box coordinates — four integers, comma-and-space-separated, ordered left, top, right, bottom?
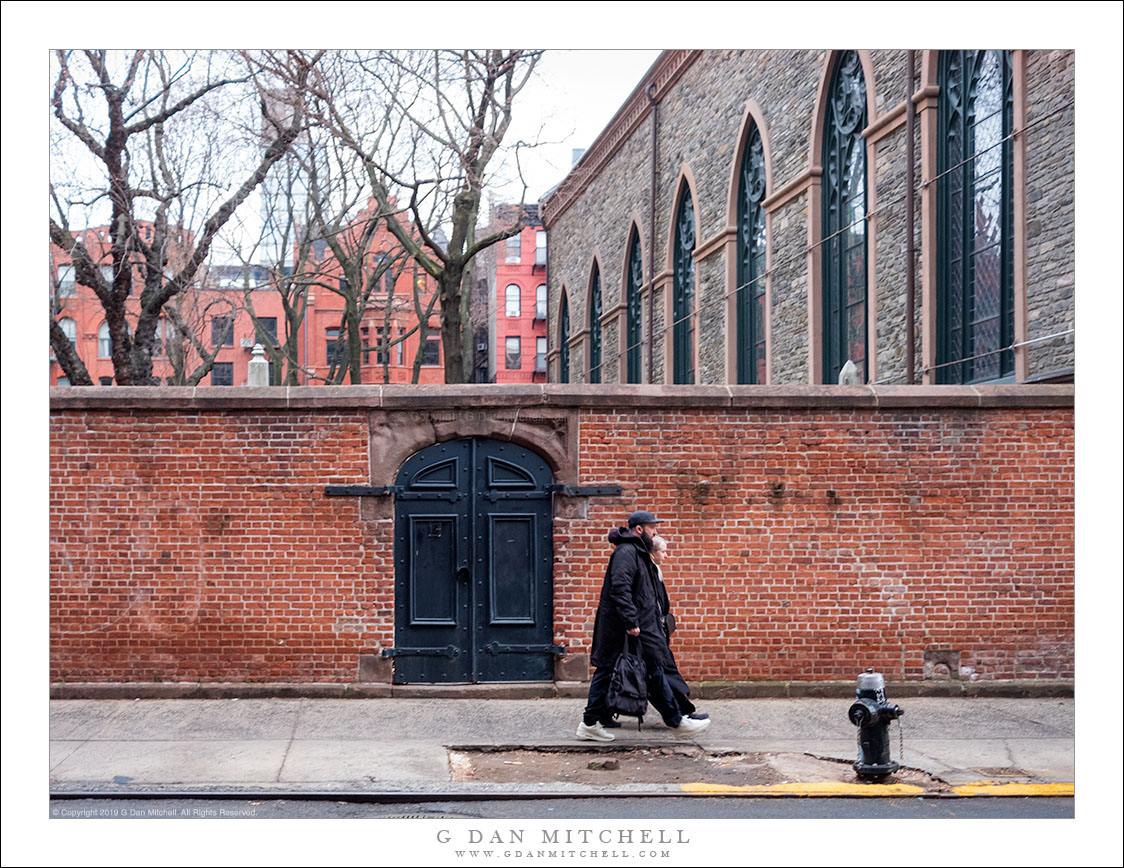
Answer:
857, 670, 885, 691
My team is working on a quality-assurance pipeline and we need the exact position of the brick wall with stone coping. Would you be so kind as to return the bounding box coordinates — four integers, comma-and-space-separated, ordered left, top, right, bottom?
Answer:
50, 385, 1073, 685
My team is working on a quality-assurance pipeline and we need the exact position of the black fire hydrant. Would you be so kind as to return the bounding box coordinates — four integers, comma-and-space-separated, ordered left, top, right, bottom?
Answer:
847, 668, 903, 780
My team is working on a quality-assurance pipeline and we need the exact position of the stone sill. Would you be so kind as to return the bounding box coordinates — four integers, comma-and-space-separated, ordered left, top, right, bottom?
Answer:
49, 383, 1074, 412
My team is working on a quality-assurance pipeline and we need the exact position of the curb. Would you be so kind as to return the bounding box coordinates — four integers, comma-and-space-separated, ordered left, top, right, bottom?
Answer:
48, 782, 1074, 801
49, 679, 1075, 701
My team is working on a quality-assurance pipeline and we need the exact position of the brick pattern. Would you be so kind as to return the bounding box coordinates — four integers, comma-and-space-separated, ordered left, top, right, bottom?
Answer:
50, 401, 1073, 684
564, 407, 1074, 682
49, 411, 381, 682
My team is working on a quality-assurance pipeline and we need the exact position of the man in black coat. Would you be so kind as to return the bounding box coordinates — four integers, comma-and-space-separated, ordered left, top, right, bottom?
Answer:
576, 510, 711, 742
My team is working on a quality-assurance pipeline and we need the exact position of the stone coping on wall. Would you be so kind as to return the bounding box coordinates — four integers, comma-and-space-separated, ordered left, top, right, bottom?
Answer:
49, 384, 1074, 412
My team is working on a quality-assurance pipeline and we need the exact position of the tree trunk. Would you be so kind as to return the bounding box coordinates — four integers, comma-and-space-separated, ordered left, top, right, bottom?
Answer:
49, 316, 93, 385
439, 265, 465, 385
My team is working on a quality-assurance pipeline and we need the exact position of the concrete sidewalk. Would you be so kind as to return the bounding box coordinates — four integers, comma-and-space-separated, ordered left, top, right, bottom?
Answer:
49, 696, 1074, 798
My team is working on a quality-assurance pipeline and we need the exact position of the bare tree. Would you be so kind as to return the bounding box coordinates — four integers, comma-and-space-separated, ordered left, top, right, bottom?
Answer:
49, 49, 320, 384
308, 49, 542, 383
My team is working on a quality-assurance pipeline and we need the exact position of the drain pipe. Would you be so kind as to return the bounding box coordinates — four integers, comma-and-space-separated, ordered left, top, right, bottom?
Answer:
905, 50, 916, 384
647, 82, 659, 385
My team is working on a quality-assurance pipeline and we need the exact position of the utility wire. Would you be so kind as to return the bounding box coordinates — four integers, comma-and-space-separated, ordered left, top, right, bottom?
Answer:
579, 98, 1074, 384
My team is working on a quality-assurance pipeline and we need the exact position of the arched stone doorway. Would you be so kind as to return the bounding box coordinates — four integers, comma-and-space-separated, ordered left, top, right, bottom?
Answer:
391, 437, 557, 683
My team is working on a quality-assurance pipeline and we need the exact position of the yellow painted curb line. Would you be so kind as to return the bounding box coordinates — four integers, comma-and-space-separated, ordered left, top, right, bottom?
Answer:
680, 780, 1074, 797
951, 782, 1074, 797
681, 782, 926, 797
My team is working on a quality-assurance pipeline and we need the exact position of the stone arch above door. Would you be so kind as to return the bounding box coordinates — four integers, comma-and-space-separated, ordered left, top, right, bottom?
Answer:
364, 407, 578, 520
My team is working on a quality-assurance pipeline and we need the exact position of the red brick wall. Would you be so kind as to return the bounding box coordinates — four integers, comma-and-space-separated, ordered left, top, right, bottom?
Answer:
560, 408, 1074, 682
49, 387, 1074, 684
50, 409, 378, 682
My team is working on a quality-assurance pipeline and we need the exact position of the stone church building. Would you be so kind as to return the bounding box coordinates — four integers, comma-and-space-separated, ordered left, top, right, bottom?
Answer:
540, 50, 1074, 388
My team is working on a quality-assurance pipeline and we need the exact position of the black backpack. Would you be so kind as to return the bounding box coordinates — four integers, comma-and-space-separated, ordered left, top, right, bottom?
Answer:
606, 634, 648, 726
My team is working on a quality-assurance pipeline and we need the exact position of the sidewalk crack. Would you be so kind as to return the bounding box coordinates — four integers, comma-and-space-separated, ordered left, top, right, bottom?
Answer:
275, 700, 302, 783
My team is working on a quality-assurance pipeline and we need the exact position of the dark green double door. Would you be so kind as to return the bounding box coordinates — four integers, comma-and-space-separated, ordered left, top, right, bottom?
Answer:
392, 438, 555, 683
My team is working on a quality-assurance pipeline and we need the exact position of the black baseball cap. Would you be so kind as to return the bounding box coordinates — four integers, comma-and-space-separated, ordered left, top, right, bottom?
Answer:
627, 510, 664, 528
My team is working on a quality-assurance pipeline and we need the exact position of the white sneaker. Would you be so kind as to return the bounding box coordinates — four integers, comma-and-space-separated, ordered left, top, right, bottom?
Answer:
672, 715, 711, 740
576, 721, 615, 742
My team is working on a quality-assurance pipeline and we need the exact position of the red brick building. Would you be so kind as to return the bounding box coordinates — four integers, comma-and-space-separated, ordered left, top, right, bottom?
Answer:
49, 207, 447, 387
486, 204, 548, 383
295, 198, 446, 386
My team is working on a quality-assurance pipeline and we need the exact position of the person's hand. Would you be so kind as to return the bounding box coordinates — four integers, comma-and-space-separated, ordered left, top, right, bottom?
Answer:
627, 627, 640, 636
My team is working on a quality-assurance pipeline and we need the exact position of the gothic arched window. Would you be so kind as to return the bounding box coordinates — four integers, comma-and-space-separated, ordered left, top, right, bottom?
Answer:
822, 50, 868, 384
937, 50, 1015, 383
737, 122, 767, 384
672, 186, 696, 384
588, 266, 602, 383
626, 231, 643, 384
559, 293, 570, 384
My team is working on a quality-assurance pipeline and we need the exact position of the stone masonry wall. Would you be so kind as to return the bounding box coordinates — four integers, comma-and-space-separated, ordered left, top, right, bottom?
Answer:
1023, 49, 1076, 378
544, 49, 1074, 386
50, 386, 1074, 685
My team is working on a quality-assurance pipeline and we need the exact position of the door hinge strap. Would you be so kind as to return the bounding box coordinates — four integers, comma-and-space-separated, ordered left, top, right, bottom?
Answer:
380, 645, 460, 658
325, 485, 397, 497
483, 642, 566, 656
545, 484, 623, 497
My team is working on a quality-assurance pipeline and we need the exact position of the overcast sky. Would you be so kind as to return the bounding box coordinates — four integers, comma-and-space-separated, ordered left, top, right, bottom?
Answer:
487, 49, 661, 205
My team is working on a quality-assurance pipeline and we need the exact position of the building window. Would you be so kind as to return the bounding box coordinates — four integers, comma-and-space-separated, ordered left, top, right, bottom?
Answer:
57, 265, 76, 297
505, 336, 522, 370
560, 293, 570, 384
374, 327, 389, 364
326, 327, 346, 367
505, 284, 521, 318
100, 264, 114, 288
535, 284, 547, 320
589, 266, 602, 383
420, 335, 441, 366
397, 328, 405, 366
505, 234, 521, 263
97, 321, 111, 357
212, 315, 234, 347
937, 50, 1015, 384
673, 185, 696, 384
99, 376, 113, 386
822, 50, 868, 384
60, 317, 77, 348
535, 230, 546, 265
626, 232, 643, 384
737, 122, 768, 384
211, 362, 234, 386
339, 275, 349, 293
57, 376, 71, 387
257, 316, 278, 345
536, 336, 547, 373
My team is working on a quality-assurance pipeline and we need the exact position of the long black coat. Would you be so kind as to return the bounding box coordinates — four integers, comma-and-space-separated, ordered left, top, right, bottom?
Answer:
589, 529, 673, 670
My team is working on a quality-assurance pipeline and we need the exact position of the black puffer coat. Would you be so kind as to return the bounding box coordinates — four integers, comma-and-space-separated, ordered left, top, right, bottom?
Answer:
589, 528, 673, 670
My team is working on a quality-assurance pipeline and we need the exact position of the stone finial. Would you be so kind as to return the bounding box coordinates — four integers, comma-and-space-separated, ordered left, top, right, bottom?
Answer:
247, 343, 269, 387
